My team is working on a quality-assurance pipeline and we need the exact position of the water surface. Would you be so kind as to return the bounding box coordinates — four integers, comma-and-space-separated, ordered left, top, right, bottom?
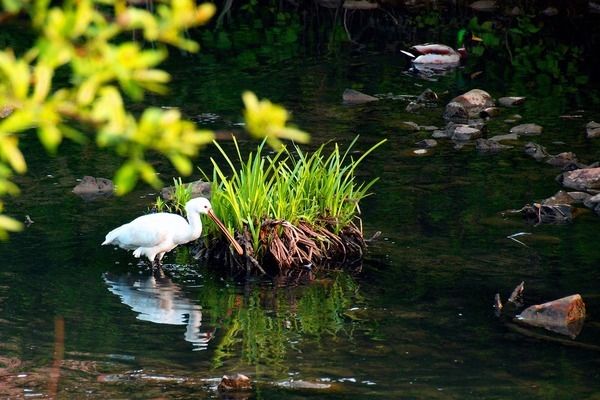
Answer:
2, 17, 600, 399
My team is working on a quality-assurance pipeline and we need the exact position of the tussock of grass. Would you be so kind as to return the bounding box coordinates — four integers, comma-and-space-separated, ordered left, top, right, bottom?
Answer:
196, 137, 385, 278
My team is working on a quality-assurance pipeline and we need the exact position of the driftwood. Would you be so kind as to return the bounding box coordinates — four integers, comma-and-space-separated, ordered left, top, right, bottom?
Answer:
506, 203, 572, 224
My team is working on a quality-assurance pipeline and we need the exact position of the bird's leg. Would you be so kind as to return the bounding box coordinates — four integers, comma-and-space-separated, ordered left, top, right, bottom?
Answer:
153, 263, 165, 279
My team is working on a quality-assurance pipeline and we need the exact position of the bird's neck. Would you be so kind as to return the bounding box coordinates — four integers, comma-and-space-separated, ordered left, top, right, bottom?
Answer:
186, 212, 203, 241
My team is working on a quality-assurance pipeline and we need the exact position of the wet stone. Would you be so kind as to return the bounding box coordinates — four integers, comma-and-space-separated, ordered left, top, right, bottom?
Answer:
420, 125, 439, 131
584, 193, 600, 214
73, 176, 114, 200
524, 142, 549, 161
560, 167, 600, 191
432, 130, 449, 139
342, 88, 379, 104
542, 190, 580, 206
444, 89, 495, 122
510, 123, 543, 136
489, 133, 519, 142
586, 121, 600, 138
161, 179, 211, 200
546, 152, 578, 168
498, 96, 526, 107
451, 125, 482, 141
399, 121, 420, 131
475, 138, 512, 152
415, 139, 437, 148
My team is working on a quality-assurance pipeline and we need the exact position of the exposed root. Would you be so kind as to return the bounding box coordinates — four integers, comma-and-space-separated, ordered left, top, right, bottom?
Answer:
194, 218, 366, 281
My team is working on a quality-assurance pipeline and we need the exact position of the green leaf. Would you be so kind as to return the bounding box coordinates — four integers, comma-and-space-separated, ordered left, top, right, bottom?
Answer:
114, 161, 139, 195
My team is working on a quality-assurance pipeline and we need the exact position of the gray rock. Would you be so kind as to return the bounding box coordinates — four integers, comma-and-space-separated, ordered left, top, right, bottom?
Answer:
415, 139, 438, 148
416, 88, 438, 104
480, 107, 501, 118
444, 89, 495, 122
584, 193, 600, 207
405, 101, 422, 113
489, 133, 519, 141
73, 176, 114, 200
546, 152, 578, 168
524, 142, 549, 161
586, 121, 600, 138
475, 138, 512, 152
498, 96, 526, 107
568, 191, 592, 203
560, 167, 600, 191
399, 121, 420, 131
432, 130, 450, 139
342, 88, 379, 104
542, 190, 579, 206
451, 125, 482, 141
420, 125, 439, 131
510, 123, 543, 136
161, 179, 211, 200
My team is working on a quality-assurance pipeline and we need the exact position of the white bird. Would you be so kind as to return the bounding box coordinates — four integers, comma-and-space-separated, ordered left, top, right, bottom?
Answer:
102, 197, 243, 265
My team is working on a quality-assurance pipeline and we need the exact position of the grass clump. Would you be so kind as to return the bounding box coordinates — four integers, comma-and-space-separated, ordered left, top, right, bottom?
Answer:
197, 137, 385, 279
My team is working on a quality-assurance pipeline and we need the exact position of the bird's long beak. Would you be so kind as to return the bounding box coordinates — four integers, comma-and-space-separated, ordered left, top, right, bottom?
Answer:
207, 209, 244, 255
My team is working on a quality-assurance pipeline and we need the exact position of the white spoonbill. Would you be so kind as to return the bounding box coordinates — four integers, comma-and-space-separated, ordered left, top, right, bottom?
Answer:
102, 197, 243, 264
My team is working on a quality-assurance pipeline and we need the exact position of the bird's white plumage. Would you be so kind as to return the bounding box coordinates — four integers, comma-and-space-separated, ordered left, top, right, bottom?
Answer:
103, 198, 210, 263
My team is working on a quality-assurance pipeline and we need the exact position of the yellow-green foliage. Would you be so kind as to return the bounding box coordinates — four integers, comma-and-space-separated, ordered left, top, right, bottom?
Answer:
0, 0, 309, 238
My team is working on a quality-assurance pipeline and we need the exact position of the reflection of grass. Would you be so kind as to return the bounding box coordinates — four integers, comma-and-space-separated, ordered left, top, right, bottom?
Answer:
199, 273, 361, 372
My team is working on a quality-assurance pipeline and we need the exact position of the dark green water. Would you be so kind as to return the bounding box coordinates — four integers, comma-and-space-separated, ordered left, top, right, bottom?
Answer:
2, 21, 600, 399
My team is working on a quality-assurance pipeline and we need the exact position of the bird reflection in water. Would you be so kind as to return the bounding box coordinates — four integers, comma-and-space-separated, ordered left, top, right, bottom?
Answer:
103, 271, 213, 350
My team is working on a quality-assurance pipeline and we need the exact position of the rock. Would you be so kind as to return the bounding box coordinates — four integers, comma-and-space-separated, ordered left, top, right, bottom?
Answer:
413, 149, 428, 155
479, 107, 501, 118
432, 130, 449, 139
586, 121, 600, 138
583, 192, 600, 210
524, 142, 549, 161
443, 89, 495, 122
499, 96, 526, 107
510, 123, 543, 136
405, 101, 422, 113
489, 133, 519, 142
560, 167, 600, 191
451, 125, 482, 141
415, 139, 437, 148
406, 89, 438, 113
343, 0, 379, 9
568, 191, 592, 203
470, 0, 497, 12
399, 121, 420, 131
73, 176, 114, 200
541, 6, 559, 16
416, 88, 438, 104
420, 125, 439, 131
542, 190, 579, 206
546, 152, 578, 167
161, 179, 211, 200
475, 138, 512, 152
218, 374, 252, 391
342, 88, 379, 104
504, 114, 523, 124
517, 294, 586, 338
